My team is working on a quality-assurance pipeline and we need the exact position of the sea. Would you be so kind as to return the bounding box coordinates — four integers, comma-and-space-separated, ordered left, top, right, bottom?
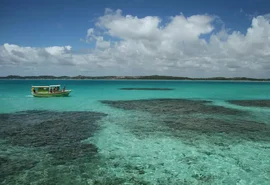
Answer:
0, 79, 270, 185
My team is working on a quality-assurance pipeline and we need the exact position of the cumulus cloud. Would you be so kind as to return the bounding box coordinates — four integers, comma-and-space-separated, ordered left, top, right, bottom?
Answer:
1, 9, 270, 77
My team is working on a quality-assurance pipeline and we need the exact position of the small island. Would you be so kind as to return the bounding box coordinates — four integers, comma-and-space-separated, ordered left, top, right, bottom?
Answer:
0, 75, 270, 81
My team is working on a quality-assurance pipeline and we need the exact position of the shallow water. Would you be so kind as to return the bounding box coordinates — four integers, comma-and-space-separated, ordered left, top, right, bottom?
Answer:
0, 80, 270, 184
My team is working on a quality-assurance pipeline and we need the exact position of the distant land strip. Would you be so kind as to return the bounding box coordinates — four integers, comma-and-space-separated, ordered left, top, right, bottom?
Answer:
0, 75, 270, 81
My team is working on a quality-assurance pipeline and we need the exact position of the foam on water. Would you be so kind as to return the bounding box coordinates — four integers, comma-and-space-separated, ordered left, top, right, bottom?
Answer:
25, 95, 34, 98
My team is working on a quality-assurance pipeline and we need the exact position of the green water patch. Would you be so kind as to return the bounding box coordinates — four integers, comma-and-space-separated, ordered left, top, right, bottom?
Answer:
0, 110, 107, 184
227, 100, 270, 108
100, 99, 270, 143
119, 88, 174, 91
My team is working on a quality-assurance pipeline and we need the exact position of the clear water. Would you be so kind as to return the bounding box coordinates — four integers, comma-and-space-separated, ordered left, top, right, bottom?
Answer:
0, 80, 270, 184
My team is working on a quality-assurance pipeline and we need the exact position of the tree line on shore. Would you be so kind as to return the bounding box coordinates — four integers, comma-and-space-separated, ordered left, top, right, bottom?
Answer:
1, 75, 269, 81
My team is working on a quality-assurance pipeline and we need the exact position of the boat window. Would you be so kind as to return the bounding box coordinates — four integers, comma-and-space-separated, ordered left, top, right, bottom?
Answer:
37, 87, 49, 92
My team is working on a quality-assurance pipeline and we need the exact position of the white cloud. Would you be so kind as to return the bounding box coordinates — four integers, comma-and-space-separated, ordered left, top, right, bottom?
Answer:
87, 28, 94, 38
96, 9, 161, 41
95, 36, 111, 49
1, 9, 270, 78
45, 45, 72, 55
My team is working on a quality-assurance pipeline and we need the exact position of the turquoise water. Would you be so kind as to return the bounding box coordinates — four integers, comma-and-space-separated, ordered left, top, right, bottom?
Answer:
1, 80, 270, 184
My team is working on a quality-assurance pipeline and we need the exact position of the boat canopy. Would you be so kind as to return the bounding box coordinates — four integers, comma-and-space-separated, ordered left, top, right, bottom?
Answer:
32, 85, 61, 88
49, 85, 61, 87
32, 86, 49, 88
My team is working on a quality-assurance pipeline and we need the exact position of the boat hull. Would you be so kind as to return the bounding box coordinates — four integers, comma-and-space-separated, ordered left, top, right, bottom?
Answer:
32, 90, 71, 97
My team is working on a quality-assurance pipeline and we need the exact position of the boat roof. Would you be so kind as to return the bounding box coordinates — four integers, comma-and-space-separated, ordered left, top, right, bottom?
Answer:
32, 86, 49, 88
32, 85, 61, 88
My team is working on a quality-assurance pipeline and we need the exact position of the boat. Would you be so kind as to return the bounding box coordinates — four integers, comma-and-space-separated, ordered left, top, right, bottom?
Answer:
31, 85, 71, 97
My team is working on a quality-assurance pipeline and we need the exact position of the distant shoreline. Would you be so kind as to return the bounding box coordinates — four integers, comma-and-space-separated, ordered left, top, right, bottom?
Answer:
1, 75, 270, 81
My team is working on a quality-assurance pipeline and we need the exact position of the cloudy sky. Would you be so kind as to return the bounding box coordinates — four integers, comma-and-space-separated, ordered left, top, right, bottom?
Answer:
1, 0, 270, 77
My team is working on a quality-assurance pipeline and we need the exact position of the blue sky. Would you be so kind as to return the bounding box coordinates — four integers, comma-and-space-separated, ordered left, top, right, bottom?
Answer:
1, 0, 270, 77
0, 0, 269, 50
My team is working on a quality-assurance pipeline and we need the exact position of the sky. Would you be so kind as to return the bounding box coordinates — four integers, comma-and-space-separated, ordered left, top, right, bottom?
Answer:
0, 0, 270, 77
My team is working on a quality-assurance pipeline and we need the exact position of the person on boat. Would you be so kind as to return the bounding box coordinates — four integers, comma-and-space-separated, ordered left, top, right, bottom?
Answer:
50, 88, 52, 93
62, 86, 66, 92
32, 87, 36, 93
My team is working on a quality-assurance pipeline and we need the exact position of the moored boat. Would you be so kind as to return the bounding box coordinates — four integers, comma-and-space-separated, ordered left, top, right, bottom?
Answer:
31, 85, 71, 97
